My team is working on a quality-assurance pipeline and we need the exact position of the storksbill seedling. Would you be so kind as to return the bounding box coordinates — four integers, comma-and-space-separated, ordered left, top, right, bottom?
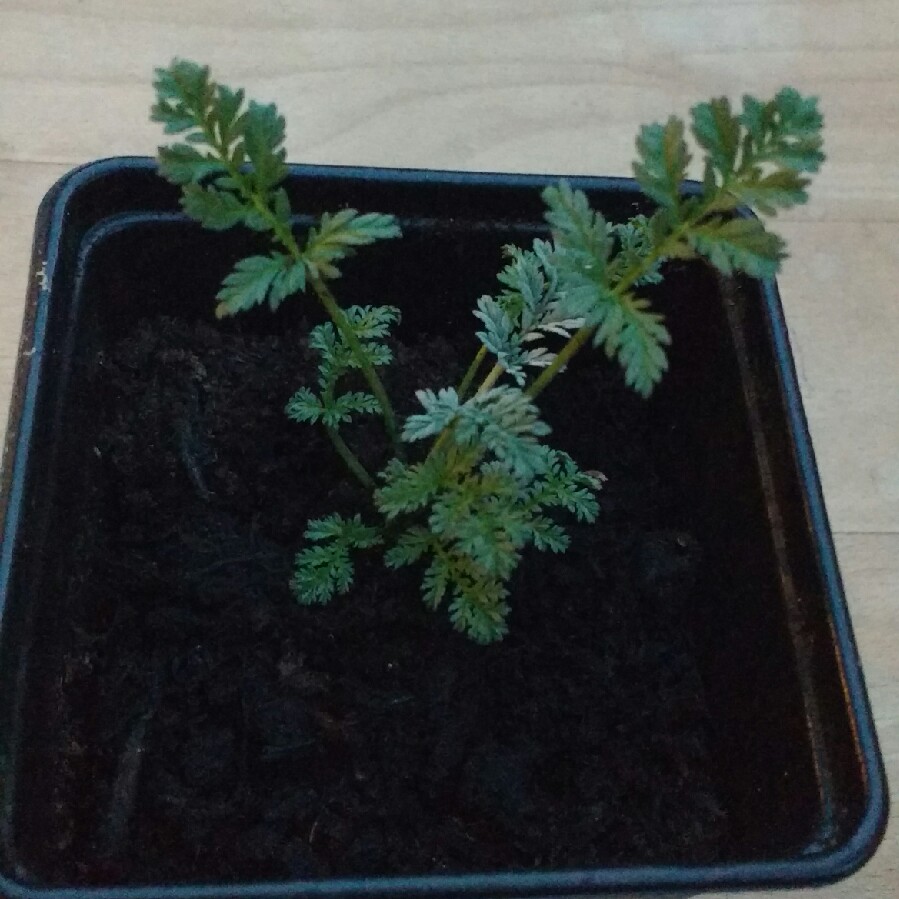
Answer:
153, 60, 824, 643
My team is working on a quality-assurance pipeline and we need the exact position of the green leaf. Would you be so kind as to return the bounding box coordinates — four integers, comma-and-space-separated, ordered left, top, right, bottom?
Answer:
344, 305, 401, 341
306, 305, 398, 398
402, 386, 551, 481
633, 117, 691, 211
212, 84, 246, 148
527, 449, 602, 522
269, 259, 307, 309
590, 290, 671, 398
432, 492, 522, 579
285, 387, 322, 424
542, 181, 611, 264
181, 184, 246, 230
384, 527, 432, 568
243, 209, 273, 232
158, 144, 224, 185
421, 557, 452, 610
306, 513, 381, 548
272, 187, 292, 224
688, 216, 785, 278
322, 391, 381, 427
151, 59, 212, 135
528, 517, 570, 553
691, 97, 741, 179
287, 386, 379, 428
475, 241, 586, 386
290, 514, 381, 605
402, 388, 461, 442
473, 296, 525, 383
215, 254, 285, 317
243, 100, 288, 191
448, 581, 510, 644
741, 88, 824, 173
376, 458, 446, 519
291, 543, 353, 604
215, 253, 307, 317
303, 210, 402, 281
729, 169, 810, 215
609, 215, 665, 286
452, 387, 551, 481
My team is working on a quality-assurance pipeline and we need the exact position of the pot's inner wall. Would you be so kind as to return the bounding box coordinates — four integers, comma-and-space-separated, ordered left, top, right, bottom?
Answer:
3, 167, 865, 881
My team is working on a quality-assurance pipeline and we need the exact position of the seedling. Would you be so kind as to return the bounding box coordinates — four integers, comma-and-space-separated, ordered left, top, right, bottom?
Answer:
153, 60, 823, 642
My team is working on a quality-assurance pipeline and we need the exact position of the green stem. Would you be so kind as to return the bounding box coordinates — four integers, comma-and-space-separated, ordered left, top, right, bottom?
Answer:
457, 345, 487, 399
426, 423, 454, 463
525, 326, 594, 399
324, 425, 374, 489
474, 363, 504, 397
320, 374, 375, 489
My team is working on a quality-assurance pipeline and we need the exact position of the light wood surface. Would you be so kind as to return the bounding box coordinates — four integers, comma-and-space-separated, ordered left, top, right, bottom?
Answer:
0, 1, 896, 894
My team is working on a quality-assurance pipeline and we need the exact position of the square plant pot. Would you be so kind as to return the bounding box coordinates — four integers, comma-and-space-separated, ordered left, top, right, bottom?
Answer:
0, 158, 887, 898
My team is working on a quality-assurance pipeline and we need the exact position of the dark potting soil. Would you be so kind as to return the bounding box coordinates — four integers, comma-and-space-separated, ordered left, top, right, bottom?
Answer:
25, 309, 725, 884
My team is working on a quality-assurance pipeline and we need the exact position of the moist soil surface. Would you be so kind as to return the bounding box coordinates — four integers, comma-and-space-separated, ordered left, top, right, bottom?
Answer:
23, 311, 725, 884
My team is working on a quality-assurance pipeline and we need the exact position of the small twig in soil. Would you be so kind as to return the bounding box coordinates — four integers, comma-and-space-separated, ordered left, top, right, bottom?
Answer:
188, 551, 282, 579
176, 422, 212, 500
100, 704, 156, 858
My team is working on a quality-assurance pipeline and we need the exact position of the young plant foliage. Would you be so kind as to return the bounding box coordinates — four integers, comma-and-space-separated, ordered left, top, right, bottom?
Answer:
153, 61, 823, 642
153, 59, 403, 455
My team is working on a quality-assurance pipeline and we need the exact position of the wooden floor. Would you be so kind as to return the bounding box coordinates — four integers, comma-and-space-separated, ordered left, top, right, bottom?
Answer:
0, 1, 896, 894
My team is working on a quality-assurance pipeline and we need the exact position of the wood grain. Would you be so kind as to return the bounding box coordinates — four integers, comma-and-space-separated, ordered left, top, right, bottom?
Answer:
0, 1, 896, 895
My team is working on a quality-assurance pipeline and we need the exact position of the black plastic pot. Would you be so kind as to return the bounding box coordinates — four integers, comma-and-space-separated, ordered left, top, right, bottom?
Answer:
0, 158, 887, 898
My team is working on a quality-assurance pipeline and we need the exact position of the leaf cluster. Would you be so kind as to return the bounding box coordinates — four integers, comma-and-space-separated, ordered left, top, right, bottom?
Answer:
286, 305, 400, 428
632, 88, 825, 278
213, 212, 401, 318
153, 60, 401, 319
541, 182, 672, 396
291, 514, 381, 604
474, 241, 590, 386
152, 59, 288, 224
374, 388, 600, 643
523, 90, 824, 396
153, 64, 823, 646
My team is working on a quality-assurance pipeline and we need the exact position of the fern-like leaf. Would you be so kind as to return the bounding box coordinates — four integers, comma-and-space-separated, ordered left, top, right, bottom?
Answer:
291, 514, 381, 605
376, 457, 447, 519
633, 117, 691, 212
303, 210, 402, 280
542, 181, 611, 265
402, 388, 462, 442
740, 88, 825, 174
589, 290, 671, 397
609, 216, 665, 286
688, 216, 785, 278
526, 449, 603, 522
181, 184, 246, 230
242, 100, 287, 192
215, 253, 306, 318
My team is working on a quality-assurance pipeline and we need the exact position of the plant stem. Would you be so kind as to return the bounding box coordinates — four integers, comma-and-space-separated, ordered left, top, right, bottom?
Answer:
320, 374, 375, 489
474, 362, 504, 396
525, 326, 594, 399
457, 345, 487, 399
324, 426, 375, 489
